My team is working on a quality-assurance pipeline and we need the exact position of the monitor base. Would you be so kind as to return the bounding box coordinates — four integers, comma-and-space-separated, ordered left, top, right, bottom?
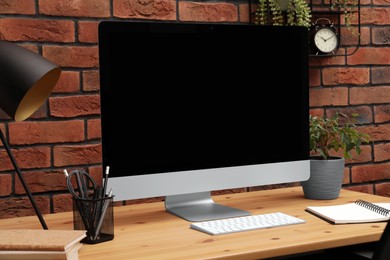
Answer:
165, 191, 250, 222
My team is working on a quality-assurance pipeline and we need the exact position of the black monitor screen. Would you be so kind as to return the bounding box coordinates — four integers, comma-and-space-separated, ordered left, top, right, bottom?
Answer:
99, 21, 309, 180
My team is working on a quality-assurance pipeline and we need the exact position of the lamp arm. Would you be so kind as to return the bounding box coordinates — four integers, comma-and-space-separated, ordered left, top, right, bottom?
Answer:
0, 128, 48, 229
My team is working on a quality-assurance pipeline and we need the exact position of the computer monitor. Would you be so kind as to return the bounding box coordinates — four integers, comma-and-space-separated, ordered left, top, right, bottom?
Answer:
98, 21, 310, 222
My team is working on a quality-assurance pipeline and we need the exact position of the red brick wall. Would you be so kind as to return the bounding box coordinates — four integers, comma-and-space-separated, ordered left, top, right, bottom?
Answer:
309, 0, 390, 197
0, 0, 389, 219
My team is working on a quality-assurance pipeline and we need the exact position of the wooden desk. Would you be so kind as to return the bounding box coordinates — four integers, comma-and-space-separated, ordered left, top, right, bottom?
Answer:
0, 187, 389, 259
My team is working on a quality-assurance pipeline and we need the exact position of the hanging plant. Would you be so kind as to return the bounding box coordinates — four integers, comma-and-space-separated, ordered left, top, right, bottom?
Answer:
331, 0, 358, 31
255, 0, 284, 26
255, 0, 312, 28
287, 0, 312, 28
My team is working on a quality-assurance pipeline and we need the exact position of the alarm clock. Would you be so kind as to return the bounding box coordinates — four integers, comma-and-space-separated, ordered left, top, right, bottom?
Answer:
312, 18, 339, 55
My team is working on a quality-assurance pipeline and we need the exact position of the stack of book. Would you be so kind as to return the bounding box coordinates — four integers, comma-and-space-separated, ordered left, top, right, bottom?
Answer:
0, 229, 86, 260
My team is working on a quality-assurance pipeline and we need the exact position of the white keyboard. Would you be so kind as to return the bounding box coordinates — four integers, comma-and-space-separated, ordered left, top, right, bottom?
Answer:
190, 212, 305, 235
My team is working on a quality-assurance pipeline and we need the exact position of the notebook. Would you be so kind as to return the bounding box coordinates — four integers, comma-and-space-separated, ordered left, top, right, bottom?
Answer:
306, 199, 390, 224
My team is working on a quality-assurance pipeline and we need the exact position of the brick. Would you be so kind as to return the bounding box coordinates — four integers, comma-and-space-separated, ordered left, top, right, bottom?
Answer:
0, 18, 74, 42
361, 124, 390, 142
113, 0, 176, 20
43, 45, 99, 68
179, 2, 238, 22
372, 0, 389, 5
87, 119, 101, 140
18, 44, 38, 53
375, 182, 390, 197
0, 196, 50, 219
309, 87, 349, 107
373, 0, 390, 4
239, 4, 256, 23
340, 27, 369, 46
52, 194, 73, 213
49, 95, 100, 118
0, 0, 35, 14
374, 105, 390, 123
348, 47, 390, 65
374, 143, 390, 162
54, 144, 102, 167
309, 69, 321, 87
15, 170, 68, 194
83, 70, 100, 91
372, 67, 390, 84
360, 7, 390, 25
309, 55, 345, 66
314, 46, 346, 57
78, 21, 99, 43
352, 162, 390, 183
326, 106, 373, 124
89, 166, 103, 187
343, 167, 350, 185
309, 109, 325, 117
344, 145, 372, 164
344, 185, 374, 194
0, 123, 5, 147
0, 147, 51, 171
28, 105, 48, 119
319, 145, 371, 164
9, 120, 84, 145
322, 67, 369, 86
360, 0, 372, 5
39, 0, 110, 18
53, 71, 80, 93
0, 174, 12, 196
373, 27, 390, 45
350, 86, 390, 105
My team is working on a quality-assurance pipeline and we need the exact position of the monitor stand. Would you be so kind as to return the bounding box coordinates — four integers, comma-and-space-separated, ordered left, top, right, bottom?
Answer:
165, 191, 251, 222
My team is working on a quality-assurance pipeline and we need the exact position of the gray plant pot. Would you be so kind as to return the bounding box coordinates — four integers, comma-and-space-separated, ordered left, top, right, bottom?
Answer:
301, 157, 345, 200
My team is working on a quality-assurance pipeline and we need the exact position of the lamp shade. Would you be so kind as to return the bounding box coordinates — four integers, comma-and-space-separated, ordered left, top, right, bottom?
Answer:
0, 41, 61, 121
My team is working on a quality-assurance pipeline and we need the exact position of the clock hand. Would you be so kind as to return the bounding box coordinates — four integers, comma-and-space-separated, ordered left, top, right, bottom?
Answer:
325, 35, 334, 41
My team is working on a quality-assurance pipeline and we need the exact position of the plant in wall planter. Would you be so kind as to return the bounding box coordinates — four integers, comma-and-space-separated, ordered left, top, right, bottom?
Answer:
301, 113, 371, 200
255, 0, 312, 28
331, 0, 359, 32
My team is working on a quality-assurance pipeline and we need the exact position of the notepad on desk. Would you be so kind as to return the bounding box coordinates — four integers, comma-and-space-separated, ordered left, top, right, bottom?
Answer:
306, 199, 390, 224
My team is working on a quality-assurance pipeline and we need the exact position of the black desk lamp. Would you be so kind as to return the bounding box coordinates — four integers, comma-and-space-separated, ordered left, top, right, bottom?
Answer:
0, 41, 61, 229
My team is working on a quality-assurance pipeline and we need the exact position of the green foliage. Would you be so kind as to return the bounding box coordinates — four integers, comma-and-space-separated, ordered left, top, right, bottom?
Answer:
287, 0, 312, 28
255, 0, 311, 28
330, 0, 358, 32
309, 113, 371, 160
256, 0, 284, 26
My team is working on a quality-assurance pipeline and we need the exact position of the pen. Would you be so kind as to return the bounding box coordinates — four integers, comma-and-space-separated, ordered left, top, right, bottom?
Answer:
103, 166, 110, 197
93, 189, 113, 240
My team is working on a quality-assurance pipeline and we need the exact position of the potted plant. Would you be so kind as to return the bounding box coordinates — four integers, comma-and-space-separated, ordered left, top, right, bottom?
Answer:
255, 0, 312, 28
301, 113, 371, 199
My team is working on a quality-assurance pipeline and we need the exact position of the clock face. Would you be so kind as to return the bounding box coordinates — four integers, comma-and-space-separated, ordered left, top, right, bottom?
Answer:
313, 27, 338, 54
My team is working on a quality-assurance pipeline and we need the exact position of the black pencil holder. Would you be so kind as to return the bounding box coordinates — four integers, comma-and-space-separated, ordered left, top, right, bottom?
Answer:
73, 196, 114, 244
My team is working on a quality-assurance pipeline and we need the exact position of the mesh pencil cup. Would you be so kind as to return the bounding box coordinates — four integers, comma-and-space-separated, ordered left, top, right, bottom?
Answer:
73, 195, 114, 244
